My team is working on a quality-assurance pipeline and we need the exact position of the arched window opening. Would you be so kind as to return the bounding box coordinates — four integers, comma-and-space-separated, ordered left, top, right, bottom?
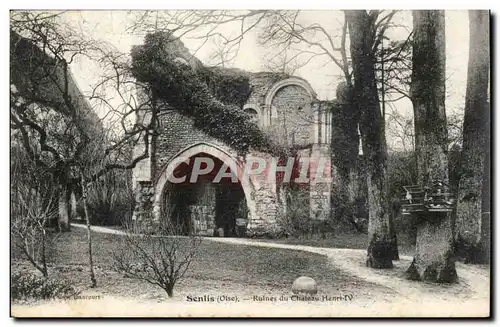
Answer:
244, 108, 259, 124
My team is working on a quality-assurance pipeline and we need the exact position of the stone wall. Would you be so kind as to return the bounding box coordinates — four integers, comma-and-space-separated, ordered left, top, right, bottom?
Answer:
129, 34, 363, 237
309, 144, 332, 221
138, 106, 281, 235
189, 181, 217, 236
271, 85, 314, 146
246, 72, 285, 109
131, 76, 339, 236
154, 110, 228, 181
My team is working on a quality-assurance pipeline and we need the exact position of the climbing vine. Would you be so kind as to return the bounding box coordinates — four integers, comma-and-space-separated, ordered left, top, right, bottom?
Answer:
198, 66, 252, 108
330, 99, 360, 173
131, 32, 283, 156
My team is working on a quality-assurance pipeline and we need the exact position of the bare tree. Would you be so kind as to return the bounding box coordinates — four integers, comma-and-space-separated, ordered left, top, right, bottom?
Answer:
10, 11, 162, 289
112, 219, 202, 298
262, 49, 303, 76
128, 10, 269, 62
11, 143, 58, 278
10, 11, 104, 231
207, 35, 238, 67
385, 104, 415, 152
79, 164, 98, 288
374, 36, 413, 106
256, 11, 402, 261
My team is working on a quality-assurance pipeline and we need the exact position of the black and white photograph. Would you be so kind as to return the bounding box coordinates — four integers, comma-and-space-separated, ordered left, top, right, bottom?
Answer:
8, 8, 491, 318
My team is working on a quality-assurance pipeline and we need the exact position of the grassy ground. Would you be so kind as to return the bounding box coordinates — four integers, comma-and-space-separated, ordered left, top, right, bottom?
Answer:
11, 228, 491, 317
11, 228, 393, 302
103, 225, 416, 256
247, 232, 416, 257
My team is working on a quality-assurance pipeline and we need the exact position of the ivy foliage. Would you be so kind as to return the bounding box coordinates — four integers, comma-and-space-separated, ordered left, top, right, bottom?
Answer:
330, 99, 360, 172
131, 32, 283, 156
199, 66, 252, 108
10, 30, 57, 103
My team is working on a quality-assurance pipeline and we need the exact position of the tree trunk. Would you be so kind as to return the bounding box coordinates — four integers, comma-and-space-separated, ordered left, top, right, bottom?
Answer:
407, 10, 457, 282
330, 85, 363, 233
40, 228, 48, 277
70, 190, 79, 220
166, 284, 174, 298
481, 106, 490, 263
331, 166, 360, 232
81, 172, 97, 288
58, 183, 71, 232
455, 10, 490, 264
345, 10, 395, 269
389, 214, 399, 260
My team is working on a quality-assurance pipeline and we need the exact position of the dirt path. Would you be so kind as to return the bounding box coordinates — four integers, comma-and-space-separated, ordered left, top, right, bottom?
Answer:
193, 235, 490, 310
61, 223, 490, 317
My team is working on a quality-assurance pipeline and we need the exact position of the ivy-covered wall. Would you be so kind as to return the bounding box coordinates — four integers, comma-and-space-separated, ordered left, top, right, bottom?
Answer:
131, 32, 365, 237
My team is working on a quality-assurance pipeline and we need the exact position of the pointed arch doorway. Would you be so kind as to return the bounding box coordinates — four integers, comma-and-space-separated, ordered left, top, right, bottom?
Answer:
154, 143, 256, 237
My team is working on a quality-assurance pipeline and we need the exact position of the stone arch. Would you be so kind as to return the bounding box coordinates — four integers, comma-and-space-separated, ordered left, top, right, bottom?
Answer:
244, 108, 259, 122
243, 106, 259, 126
264, 77, 317, 121
153, 142, 257, 224
243, 103, 263, 126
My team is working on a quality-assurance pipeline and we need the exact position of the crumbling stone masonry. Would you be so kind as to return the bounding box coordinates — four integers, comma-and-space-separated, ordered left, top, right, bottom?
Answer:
131, 37, 358, 237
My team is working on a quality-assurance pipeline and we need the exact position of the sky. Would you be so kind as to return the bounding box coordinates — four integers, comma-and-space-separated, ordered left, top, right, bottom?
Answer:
61, 10, 471, 150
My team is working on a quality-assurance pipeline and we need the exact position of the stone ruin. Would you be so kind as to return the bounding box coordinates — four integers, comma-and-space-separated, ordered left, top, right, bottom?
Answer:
131, 36, 366, 237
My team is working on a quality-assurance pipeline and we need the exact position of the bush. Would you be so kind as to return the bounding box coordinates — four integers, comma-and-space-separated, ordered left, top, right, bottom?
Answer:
11, 271, 80, 301
387, 151, 418, 244
83, 170, 134, 226
387, 151, 418, 202
112, 220, 202, 298
276, 185, 314, 237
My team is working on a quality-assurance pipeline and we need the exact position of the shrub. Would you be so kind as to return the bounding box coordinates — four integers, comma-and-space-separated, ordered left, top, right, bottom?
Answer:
112, 220, 202, 298
276, 185, 313, 237
83, 170, 134, 226
11, 271, 80, 302
387, 151, 418, 202
387, 151, 418, 244
10, 146, 59, 277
